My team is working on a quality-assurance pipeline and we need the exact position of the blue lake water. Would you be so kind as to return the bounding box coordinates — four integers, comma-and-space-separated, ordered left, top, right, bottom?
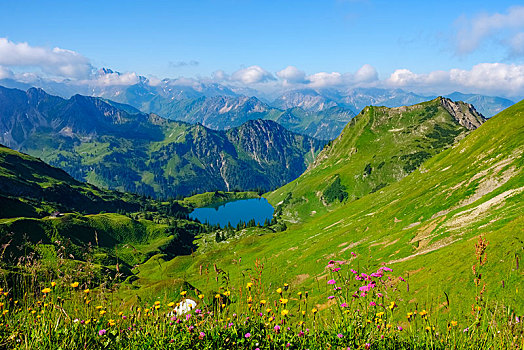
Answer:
189, 198, 274, 227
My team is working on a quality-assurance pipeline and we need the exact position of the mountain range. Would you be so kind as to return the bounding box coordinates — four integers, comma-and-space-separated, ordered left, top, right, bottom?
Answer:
0, 86, 325, 198
0, 70, 515, 140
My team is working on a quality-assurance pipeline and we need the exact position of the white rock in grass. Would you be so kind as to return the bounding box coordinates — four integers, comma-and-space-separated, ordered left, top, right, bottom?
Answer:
172, 299, 197, 316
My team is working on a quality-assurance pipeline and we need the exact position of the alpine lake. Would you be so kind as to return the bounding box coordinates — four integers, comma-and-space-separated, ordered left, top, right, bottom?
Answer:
189, 198, 274, 228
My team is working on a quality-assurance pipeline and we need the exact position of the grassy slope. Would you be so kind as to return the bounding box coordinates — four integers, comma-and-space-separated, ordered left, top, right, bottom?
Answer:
0, 145, 204, 276
134, 99, 523, 313
0, 144, 146, 218
267, 98, 478, 222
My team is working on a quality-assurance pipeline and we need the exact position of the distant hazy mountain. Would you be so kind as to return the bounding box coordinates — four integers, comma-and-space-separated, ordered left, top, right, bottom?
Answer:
0, 71, 513, 140
272, 89, 340, 112
443, 92, 514, 117
0, 86, 325, 198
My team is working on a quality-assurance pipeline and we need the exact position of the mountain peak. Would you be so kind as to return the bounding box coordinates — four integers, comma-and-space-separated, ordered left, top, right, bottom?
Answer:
438, 96, 485, 130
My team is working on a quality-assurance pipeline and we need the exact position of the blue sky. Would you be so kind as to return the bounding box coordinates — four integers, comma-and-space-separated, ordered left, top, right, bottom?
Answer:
1, 0, 523, 97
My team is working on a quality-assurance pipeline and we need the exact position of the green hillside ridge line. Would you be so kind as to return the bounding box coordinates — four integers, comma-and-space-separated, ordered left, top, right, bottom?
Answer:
133, 99, 522, 313
267, 97, 486, 223
0, 144, 151, 218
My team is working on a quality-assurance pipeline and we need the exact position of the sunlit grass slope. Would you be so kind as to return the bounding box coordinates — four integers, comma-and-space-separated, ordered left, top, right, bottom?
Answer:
137, 99, 523, 314
267, 97, 485, 222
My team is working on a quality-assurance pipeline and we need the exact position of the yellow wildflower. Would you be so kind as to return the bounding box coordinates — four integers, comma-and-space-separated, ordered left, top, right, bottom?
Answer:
154, 301, 160, 305
198, 294, 204, 299
168, 302, 175, 307
180, 291, 187, 296
51, 282, 56, 287
260, 300, 266, 305
389, 301, 396, 309
276, 288, 282, 294
312, 308, 318, 314
70, 282, 79, 288
99, 310, 106, 316
223, 290, 231, 297
84, 289, 90, 294
246, 282, 253, 289
41, 288, 51, 294
96, 306, 103, 310
281, 309, 289, 316
451, 321, 458, 327
279, 298, 288, 305
266, 308, 272, 314
215, 294, 221, 299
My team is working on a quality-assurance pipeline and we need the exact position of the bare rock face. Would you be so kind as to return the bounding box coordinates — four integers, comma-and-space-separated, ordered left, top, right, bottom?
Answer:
439, 97, 486, 130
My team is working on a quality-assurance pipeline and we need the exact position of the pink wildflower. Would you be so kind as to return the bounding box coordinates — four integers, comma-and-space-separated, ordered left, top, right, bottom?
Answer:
328, 279, 336, 285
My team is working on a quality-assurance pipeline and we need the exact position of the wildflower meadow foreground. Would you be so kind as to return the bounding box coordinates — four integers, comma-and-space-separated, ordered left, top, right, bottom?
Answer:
0, 237, 521, 349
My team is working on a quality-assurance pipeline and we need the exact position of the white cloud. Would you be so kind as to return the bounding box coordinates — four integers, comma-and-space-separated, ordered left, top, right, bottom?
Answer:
302, 64, 378, 88
455, 6, 524, 55
354, 64, 378, 83
276, 66, 307, 84
93, 71, 140, 86
212, 70, 229, 81
0, 37, 92, 78
231, 65, 275, 84
0, 66, 14, 80
306, 71, 344, 88
385, 63, 524, 97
